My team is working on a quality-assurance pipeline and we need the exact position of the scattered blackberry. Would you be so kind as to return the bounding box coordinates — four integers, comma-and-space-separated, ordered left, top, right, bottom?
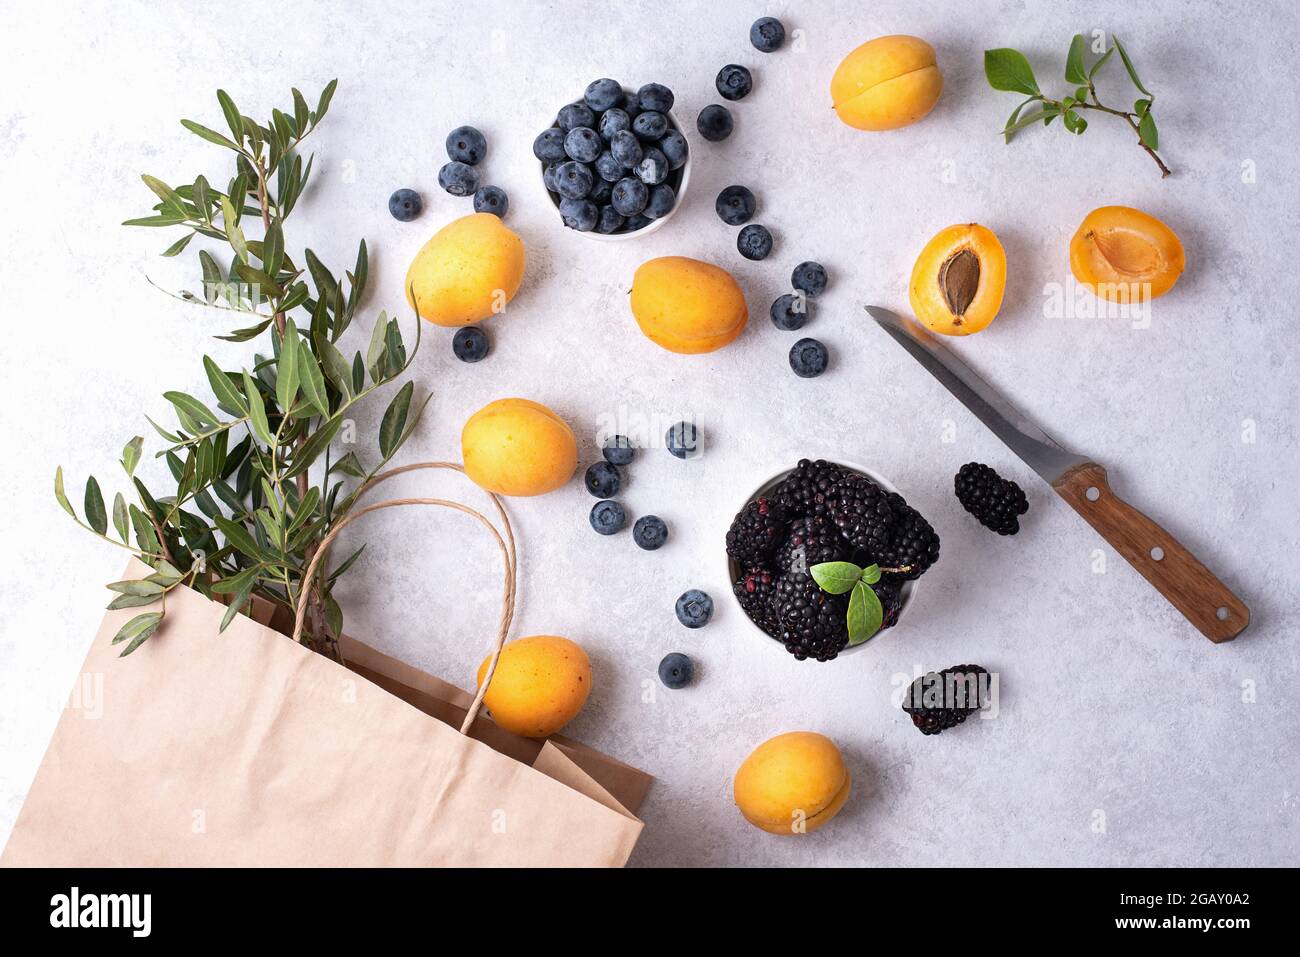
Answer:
955, 462, 1029, 535
901, 664, 991, 735
725, 497, 787, 565
774, 514, 847, 576
772, 575, 849, 662
772, 459, 845, 518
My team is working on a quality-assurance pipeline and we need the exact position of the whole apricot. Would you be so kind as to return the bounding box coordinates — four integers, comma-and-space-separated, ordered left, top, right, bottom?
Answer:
476, 635, 591, 738
461, 398, 577, 497
1069, 205, 1185, 303
630, 256, 748, 354
733, 731, 851, 835
405, 212, 525, 327
908, 223, 1007, 336
830, 35, 943, 131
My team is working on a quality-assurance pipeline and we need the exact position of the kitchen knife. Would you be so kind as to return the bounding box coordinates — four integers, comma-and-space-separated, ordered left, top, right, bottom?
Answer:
866, 305, 1249, 643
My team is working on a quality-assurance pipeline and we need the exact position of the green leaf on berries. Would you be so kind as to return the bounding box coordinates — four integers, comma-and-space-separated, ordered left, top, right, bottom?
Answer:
810, 561, 863, 596
860, 564, 882, 585
846, 582, 883, 646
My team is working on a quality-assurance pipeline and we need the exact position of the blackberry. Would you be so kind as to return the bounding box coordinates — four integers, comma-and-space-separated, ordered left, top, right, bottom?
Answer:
733, 565, 777, 625
876, 502, 941, 579
872, 573, 907, 629
725, 497, 786, 564
901, 664, 990, 735
772, 459, 846, 518
827, 476, 939, 579
955, 462, 1029, 535
772, 575, 848, 662
774, 514, 847, 577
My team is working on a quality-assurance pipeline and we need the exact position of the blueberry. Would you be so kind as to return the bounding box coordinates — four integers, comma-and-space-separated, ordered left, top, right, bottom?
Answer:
589, 500, 626, 536
599, 108, 631, 141
533, 127, 567, 163
446, 125, 487, 165
750, 16, 786, 52
659, 129, 689, 170
635, 147, 668, 185
473, 185, 508, 218
624, 213, 653, 232
791, 261, 828, 298
674, 590, 713, 629
557, 102, 595, 131
770, 293, 808, 331
715, 185, 755, 225
585, 461, 622, 497
559, 197, 599, 231
565, 126, 602, 163
637, 82, 674, 113
644, 183, 675, 219
595, 151, 623, 183
542, 164, 560, 193
554, 160, 593, 199
438, 161, 479, 197
697, 104, 734, 141
388, 188, 422, 221
789, 337, 829, 377
658, 652, 693, 689
610, 129, 643, 168
622, 98, 642, 121
452, 326, 490, 362
584, 78, 625, 113
611, 177, 648, 216
737, 224, 773, 260
589, 178, 614, 204
596, 205, 625, 234
602, 435, 635, 465
632, 111, 668, 141
665, 421, 699, 459
716, 64, 753, 101
633, 515, 669, 550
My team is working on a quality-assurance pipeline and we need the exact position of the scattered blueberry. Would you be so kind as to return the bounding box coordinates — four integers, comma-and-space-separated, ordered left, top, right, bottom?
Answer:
675, 590, 713, 629
697, 104, 734, 142
665, 421, 699, 459
658, 652, 694, 689
542, 164, 560, 193
554, 160, 594, 199
602, 435, 635, 466
533, 128, 568, 163
635, 148, 668, 186
589, 500, 626, 536
446, 125, 487, 165
452, 326, 490, 363
632, 111, 668, 141
770, 293, 808, 331
644, 183, 675, 219
388, 188, 422, 221
585, 461, 622, 498
584, 77, 625, 113
715, 185, 755, 225
637, 82, 674, 113
565, 126, 602, 163
737, 224, 773, 260
750, 16, 786, 52
611, 177, 649, 216
610, 129, 643, 168
789, 337, 829, 378
438, 161, 479, 197
594, 151, 623, 182
473, 185, 508, 218
633, 515, 669, 550
599, 108, 632, 141
716, 64, 753, 101
791, 261, 828, 298
589, 178, 614, 204
559, 197, 599, 231
557, 102, 595, 131
659, 129, 689, 170
596, 205, 625, 234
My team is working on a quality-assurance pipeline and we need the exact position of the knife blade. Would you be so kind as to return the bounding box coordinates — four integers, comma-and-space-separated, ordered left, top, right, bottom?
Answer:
865, 304, 1249, 643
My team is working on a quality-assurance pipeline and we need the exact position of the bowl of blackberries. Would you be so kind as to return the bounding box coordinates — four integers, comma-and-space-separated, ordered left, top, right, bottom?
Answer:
726, 459, 942, 662
534, 78, 690, 238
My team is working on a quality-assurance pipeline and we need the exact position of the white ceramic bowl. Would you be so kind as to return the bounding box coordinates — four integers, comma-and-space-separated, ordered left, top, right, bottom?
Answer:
726, 461, 920, 657
538, 92, 691, 241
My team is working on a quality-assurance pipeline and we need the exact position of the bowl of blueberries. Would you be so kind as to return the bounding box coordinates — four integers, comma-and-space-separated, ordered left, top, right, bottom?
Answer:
535, 78, 690, 239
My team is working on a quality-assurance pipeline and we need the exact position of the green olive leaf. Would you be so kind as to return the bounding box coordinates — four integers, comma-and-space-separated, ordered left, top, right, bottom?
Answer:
846, 582, 884, 646
810, 561, 865, 595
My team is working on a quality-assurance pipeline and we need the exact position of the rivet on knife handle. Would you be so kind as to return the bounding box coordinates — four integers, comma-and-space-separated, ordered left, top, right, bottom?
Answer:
1052, 463, 1249, 642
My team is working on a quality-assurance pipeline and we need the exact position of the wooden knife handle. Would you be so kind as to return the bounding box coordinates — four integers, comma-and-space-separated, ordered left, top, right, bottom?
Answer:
1052, 463, 1249, 642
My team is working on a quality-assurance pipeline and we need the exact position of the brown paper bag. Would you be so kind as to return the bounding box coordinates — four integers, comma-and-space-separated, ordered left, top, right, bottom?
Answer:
2, 464, 649, 867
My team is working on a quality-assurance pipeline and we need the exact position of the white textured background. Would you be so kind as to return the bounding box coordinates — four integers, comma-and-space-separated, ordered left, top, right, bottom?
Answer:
2, 0, 1297, 867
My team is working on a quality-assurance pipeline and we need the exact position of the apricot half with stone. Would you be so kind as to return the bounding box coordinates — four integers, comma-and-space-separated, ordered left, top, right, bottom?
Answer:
908, 223, 1006, 336
1069, 206, 1185, 303
830, 35, 944, 131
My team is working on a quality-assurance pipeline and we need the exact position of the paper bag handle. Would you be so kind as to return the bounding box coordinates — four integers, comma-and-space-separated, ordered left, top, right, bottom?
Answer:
292, 462, 516, 735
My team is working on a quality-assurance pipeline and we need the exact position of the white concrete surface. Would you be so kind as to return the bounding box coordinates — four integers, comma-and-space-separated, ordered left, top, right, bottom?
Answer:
1, 0, 1297, 866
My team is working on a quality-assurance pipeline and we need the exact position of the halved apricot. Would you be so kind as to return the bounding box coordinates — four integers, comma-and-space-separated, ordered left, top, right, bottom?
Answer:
908, 223, 1006, 336
1069, 206, 1185, 303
